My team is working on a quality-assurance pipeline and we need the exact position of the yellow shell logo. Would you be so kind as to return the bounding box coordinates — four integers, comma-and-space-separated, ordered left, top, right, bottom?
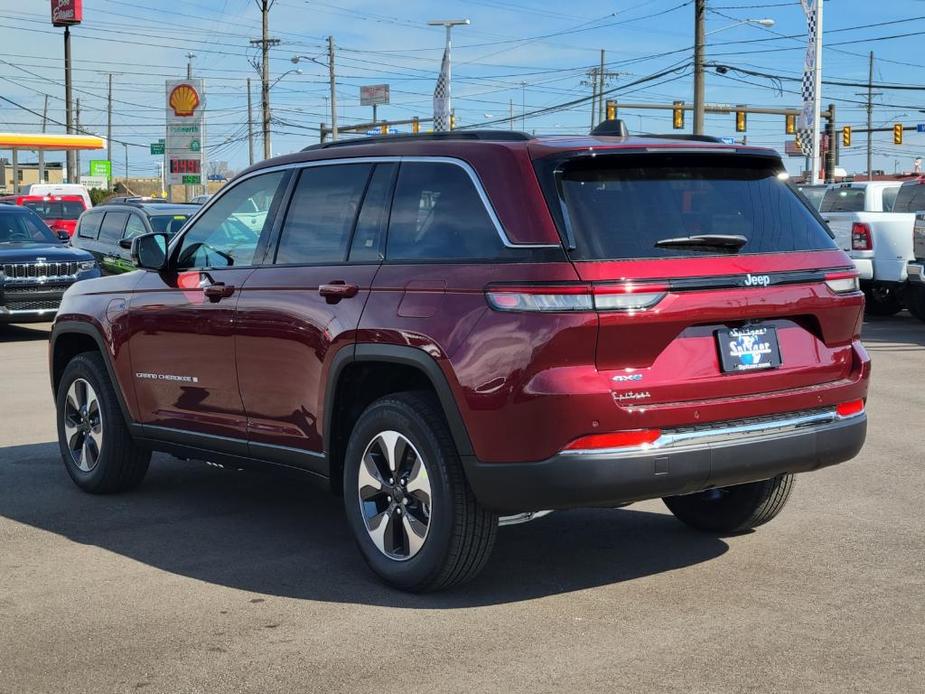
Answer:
169, 84, 200, 117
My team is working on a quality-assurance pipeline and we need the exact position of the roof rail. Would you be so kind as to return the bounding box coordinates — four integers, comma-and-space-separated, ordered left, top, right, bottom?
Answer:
640, 134, 729, 143
302, 129, 534, 151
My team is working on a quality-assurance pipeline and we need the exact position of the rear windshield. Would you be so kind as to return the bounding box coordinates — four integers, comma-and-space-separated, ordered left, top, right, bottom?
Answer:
556, 155, 836, 260
22, 200, 84, 220
149, 214, 190, 235
891, 184, 925, 213
820, 187, 866, 213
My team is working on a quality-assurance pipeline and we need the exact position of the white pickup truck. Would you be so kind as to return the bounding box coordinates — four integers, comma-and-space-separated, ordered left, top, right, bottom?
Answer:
905, 216, 925, 321
820, 180, 920, 315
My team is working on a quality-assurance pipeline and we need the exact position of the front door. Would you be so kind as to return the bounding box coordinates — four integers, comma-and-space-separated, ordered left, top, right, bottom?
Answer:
235, 162, 394, 467
126, 170, 290, 441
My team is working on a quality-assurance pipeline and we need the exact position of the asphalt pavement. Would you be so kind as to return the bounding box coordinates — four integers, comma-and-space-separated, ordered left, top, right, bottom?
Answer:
0, 317, 922, 693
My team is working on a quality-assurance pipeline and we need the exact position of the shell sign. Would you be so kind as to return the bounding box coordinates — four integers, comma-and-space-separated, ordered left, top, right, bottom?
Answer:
169, 84, 201, 118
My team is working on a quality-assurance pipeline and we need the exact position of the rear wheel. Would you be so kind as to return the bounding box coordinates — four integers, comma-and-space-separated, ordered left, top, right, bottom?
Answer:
56, 352, 150, 493
863, 284, 903, 316
663, 474, 794, 534
905, 285, 925, 322
343, 392, 497, 592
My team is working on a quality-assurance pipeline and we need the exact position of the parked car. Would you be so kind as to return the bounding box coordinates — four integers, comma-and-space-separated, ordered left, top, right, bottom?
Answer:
15, 195, 87, 238
794, 183, 829, 210
72, 202, 194, 274
190, 194, 212, 204
820, 181, 911, 314
23, 183, 92, 210
0, 205, 98, 323
49, 131, 869, 591
905, 217, 925, 321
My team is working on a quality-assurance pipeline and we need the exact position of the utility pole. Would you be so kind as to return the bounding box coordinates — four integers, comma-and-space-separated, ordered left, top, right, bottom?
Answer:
810, 0, 824, 185
693, 0, 705, 135
124, 142, 129, 184
64, 25, 75, 182
328, 35, 338, 141
867, 51, 874, 177
509, 98, 514, 130
597, 49, 606, 124
38, 95, 48, 184
107, 74, 113, 171
186, 52, 195, 80
75, 97, 80, 182
247, 78, 254, 166
251, 0, 280, 160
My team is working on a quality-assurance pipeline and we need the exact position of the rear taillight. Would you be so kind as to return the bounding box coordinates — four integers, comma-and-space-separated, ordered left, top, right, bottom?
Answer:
485, 282, 668, 313
563, 429, 662, 451
835, 399, 865, 418
824, 270, 860, 294
851, 222, 872, 251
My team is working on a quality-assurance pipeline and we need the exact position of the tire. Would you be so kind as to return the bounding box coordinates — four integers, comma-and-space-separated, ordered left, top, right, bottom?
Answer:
906, 285, 925, 322
662, 474, 794, 534
56, 352, 150, 494
342, 391, 497, 592
863, 285, 903, 316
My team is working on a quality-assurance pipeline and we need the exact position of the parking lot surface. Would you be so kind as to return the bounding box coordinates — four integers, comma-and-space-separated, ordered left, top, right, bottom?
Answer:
0, 317, 922, 693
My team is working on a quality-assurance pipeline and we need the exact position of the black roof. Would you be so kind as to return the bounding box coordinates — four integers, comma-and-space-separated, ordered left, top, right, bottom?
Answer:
90, 202, 197, 216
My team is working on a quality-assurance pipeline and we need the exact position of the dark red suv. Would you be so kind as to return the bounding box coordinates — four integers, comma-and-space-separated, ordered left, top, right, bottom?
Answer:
49, 131, 869, 591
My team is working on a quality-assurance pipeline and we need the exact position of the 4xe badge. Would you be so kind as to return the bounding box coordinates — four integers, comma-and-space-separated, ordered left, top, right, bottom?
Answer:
716, 325, 782, 373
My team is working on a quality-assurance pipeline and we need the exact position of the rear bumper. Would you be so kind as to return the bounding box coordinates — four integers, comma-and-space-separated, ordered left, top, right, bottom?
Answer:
851, 257, 874, 281
464, 411, 866, 513
907, 261, 925, 286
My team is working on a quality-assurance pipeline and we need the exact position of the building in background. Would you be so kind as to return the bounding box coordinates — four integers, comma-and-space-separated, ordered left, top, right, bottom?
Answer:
0, 159, 64, 193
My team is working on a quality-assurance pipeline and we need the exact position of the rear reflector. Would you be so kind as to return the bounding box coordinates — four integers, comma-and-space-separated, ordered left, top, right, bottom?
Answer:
824, 271, 860, 294
851, 222, 872, 251
563, 429, 662, 451
486, 282, 667, 313
835, 399, 865, 418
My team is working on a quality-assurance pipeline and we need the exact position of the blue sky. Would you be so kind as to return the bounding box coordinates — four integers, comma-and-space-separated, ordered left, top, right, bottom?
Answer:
2, 0, 924, 176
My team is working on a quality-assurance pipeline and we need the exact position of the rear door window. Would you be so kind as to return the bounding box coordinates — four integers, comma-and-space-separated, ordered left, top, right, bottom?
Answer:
274, 164, 372, 265
820, 186, 866, 213
555, 154, 837, 260
386, 161, 504, 262
890, 184, 925, 213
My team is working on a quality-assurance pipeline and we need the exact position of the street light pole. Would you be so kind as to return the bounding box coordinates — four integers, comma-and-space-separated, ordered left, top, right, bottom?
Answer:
428, 18, 469, 132
64, 25, 74, 182
693, 0, 705, 135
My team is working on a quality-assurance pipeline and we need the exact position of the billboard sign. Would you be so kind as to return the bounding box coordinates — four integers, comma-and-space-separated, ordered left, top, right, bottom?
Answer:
51, 0, 83, 26
360, 84, 390, 107
165, 79, 205, 186
784, 140, 804, 158
80, 175, 108, 190
89, 160, 111, 179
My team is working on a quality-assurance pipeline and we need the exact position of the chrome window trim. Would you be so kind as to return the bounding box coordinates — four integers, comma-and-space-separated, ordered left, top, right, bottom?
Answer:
561, 407, 861, 457
172, 155, 560, 252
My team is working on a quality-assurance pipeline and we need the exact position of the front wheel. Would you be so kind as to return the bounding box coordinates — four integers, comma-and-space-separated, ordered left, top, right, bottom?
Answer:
864, 285, 903, 316
343, 392, 497, 592
663, 474, 794, 534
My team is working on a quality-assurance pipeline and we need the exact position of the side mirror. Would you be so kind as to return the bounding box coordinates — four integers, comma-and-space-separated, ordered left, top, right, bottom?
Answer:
57, 230, 71, 243
131, 232, 169, 271
118, 238, 132, 250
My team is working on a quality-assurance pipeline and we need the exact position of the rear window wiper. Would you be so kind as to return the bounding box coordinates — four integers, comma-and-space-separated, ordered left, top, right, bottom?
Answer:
654, 234, 748, 251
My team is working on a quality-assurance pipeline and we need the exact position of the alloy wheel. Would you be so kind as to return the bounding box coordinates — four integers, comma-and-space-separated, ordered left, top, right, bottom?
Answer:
357, 430, 432, 561
63, 378, 103, 472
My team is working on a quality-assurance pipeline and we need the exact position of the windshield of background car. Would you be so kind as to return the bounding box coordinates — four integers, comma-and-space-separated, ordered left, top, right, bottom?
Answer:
555, 153, 836, 260
149, 214, 190, 236
0, 211, 59, 244
820, 186, 867, 213
22, 201, 85, 220
890, 184, 925, 213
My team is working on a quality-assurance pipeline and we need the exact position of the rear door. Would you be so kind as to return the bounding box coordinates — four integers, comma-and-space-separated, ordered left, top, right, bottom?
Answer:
235, 162, 391, 466
544, 150, 862, 408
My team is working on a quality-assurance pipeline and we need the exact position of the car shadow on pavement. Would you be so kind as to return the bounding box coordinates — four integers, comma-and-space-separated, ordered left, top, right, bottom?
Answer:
0, 442, 728, 608
0, 323, 51, 343
862, 313, 925, 349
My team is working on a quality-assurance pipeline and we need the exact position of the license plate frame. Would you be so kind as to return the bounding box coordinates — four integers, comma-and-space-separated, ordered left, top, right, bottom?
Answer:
716, 325, 782, 373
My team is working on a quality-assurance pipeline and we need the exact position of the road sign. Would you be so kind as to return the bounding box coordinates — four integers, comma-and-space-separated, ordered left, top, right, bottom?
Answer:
360, 84, 390, 106
150, 142, 164, 155
917, 124, 925, 133
719, 136, 736, 145
89, 160, 111, 178
80, 175, 108, 190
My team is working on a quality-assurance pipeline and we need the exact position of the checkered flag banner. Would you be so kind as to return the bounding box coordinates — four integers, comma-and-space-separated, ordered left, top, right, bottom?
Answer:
796, 0, 818, 154
433, 46, 451, 132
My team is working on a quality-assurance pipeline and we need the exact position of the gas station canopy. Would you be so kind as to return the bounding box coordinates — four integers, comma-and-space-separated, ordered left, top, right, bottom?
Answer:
0, 133, 105, 151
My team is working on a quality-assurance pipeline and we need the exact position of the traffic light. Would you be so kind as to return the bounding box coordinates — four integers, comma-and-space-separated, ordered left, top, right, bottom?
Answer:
894, 123, 904, 145
672, 100, 684, 130
380, 123, 388, 135
735, 107, 747, 133
606, 99, 617, 121
785, 114, 796, 135
412, 117, 420, 134
842, 126, 851, 148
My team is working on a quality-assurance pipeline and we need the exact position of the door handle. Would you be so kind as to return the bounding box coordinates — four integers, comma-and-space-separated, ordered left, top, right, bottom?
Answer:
203, 282, 236, 302
319, 281, 359, 303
